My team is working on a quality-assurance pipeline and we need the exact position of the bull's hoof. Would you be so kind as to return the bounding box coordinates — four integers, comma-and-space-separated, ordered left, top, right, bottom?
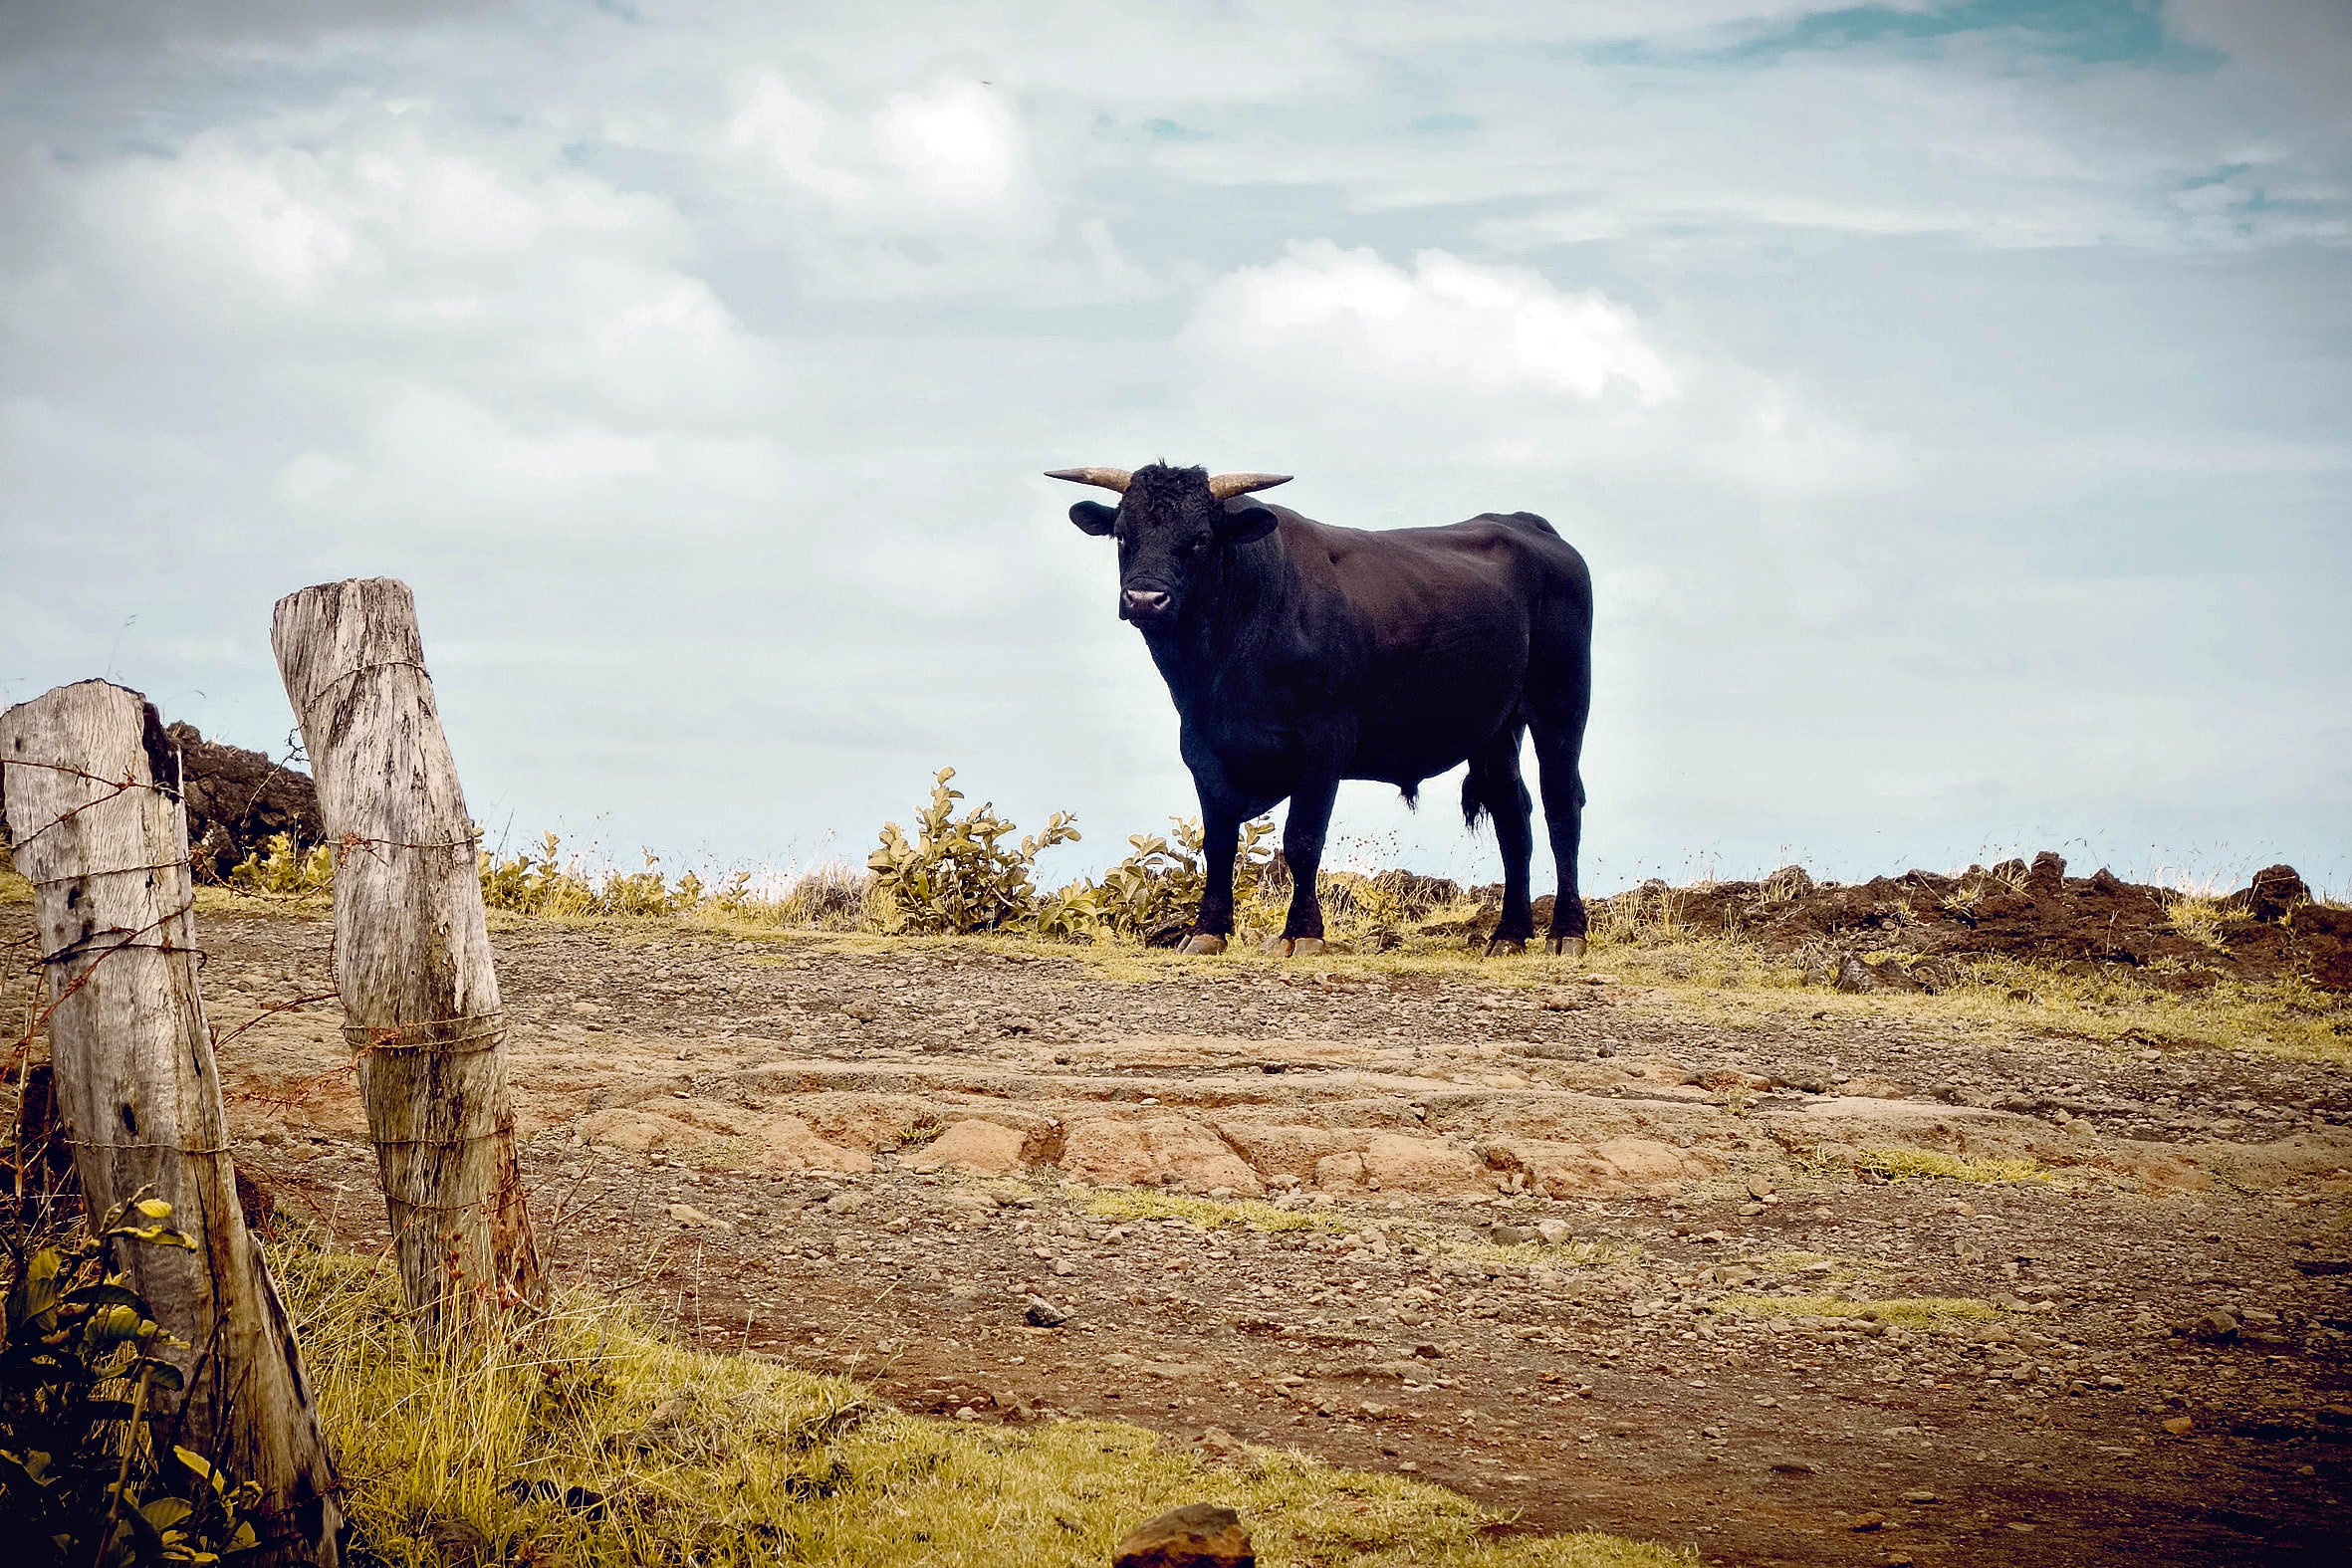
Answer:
1177, 933, 1228, 956
1483, 937, 1529, 958
1257, 935, 1330, 958
1547, 935, 1589, 959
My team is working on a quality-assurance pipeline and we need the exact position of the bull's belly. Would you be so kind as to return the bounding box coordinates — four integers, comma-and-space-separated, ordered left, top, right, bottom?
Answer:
1345, 739, 1477, 790
1350, 698, 1517, 784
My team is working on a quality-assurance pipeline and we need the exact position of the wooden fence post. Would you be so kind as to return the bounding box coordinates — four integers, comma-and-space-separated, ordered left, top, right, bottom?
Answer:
0, 680, 342, 1567
271, 578, 543, 1343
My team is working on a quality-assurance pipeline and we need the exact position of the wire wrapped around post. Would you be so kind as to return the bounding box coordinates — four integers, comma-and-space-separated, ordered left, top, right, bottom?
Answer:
272, 577, 544, 1343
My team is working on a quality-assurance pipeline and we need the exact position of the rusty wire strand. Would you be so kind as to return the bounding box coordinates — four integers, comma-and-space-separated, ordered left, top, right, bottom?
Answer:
296, 659, 431, 713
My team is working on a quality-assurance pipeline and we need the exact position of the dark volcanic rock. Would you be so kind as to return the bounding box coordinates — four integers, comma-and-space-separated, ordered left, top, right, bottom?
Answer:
164, 722, 323, 882
2228, 863, 2313, 923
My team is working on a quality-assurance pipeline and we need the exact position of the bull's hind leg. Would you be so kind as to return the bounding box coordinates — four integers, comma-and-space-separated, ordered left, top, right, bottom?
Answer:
1529, 711, 1590, 958
1466, 729, 1535, 955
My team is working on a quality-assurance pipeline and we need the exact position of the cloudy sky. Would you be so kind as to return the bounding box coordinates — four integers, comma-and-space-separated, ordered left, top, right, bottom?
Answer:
4, 0, 2347, 897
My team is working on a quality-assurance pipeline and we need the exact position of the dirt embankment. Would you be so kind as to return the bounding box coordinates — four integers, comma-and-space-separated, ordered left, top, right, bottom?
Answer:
1474, 857, 2348, 996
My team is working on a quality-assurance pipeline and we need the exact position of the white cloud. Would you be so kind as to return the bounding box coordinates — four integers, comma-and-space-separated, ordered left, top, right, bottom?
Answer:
1193, 240, 1677, 405
1180, 241, 1900, 499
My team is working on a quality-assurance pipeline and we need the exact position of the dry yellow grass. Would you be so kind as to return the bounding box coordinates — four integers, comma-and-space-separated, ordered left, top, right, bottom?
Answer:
1792, 1147, 2051, 1185
274, 1240, 1683, 1568
1709, 1294, 1999, 1328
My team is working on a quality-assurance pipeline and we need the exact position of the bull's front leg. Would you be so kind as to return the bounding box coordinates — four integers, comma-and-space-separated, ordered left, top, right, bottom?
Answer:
1266, 764, 1340, 957
1179, 806, 1241, 956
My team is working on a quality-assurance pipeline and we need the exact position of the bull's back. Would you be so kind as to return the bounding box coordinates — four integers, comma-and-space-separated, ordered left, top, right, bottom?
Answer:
1283, 511, 1589, 779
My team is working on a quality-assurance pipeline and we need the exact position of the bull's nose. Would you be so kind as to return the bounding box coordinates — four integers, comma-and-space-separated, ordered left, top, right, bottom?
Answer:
1121, 588, 1171, 619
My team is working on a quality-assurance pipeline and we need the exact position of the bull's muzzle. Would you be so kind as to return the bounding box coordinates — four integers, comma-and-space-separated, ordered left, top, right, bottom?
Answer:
1120, 587, 1173, 623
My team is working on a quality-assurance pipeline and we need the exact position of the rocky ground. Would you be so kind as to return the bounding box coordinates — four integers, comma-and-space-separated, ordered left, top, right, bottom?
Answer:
8, 899, 2352, 1567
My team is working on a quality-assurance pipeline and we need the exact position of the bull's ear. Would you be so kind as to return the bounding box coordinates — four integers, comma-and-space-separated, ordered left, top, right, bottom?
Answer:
1069, 501, 1118, 537
1216, 505, 1279, 546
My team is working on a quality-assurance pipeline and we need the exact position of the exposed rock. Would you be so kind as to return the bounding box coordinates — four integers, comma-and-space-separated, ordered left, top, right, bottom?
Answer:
1058, 1114, 1264, 1195
902, 1119, 1029, 1177
2228, 864, 2312, 922
1112, 1502, 1255, 1568
161, 721, 323, 883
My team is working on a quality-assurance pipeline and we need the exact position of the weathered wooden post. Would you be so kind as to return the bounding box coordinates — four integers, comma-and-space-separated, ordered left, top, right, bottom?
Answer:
0, 681, 342, 1567
271, 578, 543, 1343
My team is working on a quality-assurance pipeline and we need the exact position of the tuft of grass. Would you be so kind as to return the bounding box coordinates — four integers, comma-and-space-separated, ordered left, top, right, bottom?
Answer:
1078, 1189, 1336, 1233
1430, 1235, 1641, 1271
1759, 1250, 1882, 1281
272, 1240, 1676, 1568
1711, 1294, 1999, 1328
2163, 892, 2254, 952
1795, 1146, 2050, 1185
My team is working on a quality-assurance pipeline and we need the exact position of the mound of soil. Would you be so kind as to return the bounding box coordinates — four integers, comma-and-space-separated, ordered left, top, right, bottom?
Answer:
163, 721, 322, 883
1566, 853, 2349, 994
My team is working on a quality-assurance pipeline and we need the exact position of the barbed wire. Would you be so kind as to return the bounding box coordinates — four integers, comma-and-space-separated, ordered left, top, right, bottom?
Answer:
5, 730, 538, 1278
297, 659, 431, 715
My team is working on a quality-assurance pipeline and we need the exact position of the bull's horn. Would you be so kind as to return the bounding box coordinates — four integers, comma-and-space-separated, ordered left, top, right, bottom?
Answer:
1207, 472, 1293, 500
1044, 467, 1133, 492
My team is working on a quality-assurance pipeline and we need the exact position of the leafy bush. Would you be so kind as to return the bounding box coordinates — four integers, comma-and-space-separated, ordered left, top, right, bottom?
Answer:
866, 770, 1079, 935
0, 1200, 262, 1567
477, 834, 702, 919
1047, 816, 1278, 943
226, 833, 332, 896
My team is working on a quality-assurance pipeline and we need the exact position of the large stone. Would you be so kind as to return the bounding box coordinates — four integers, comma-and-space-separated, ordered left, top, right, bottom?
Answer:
902, 1119, 1029, 1177
1112, 1503, 1255, 1568
1218, 1122, 1342, 1183
1596, 1136, 1702, 1185
1357, 1132, 1489, 1194
1058, 1114, 1264, 1195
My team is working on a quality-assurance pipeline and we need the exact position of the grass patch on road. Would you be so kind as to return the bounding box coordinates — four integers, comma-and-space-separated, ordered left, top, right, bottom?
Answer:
1711, 1294, 1999, 1328
1794, 1146, 2051, 1185
278, 1240, 1674, 1568
1079, 1188, 1339, 1232
1759, 1250, 1884, 1281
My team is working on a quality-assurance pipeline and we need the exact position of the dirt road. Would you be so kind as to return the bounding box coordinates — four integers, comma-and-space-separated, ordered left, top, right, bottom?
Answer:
13, 901, 2350, 1566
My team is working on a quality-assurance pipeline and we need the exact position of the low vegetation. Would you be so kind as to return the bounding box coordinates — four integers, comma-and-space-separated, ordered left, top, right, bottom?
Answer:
273, 1238, 1678, 1568
1076, 1190, 1335, 1234
1708, 1294, 2000, 1328
12, 757, 2346, 1067
0, 1203, 264, 1567
1792, 1147, 2051, 1186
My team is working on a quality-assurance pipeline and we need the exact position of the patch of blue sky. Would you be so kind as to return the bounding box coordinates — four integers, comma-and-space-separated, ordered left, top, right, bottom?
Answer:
1409, 112, 1479, 135
1584, 0, 2223, 74
1143, 117, 1211, 142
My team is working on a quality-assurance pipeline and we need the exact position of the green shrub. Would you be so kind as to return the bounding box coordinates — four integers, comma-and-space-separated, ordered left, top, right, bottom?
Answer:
1046, 816, 1278, 943
0, 1201, 262, 1567
477, 834, 701, 919
866, 769, 1080, 935
226, 833, 332, 897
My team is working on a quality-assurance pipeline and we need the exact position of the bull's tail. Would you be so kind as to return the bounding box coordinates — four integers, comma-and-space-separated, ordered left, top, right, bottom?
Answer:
1461, 770, 1487, 831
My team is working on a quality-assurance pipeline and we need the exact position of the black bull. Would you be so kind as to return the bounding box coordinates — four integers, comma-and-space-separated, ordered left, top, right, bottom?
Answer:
1051, 462, 1592, 958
